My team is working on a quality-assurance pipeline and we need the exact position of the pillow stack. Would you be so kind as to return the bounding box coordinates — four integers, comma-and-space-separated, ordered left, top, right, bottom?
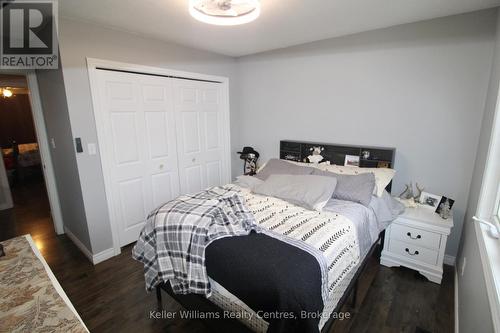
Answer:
254, 158, 396, 209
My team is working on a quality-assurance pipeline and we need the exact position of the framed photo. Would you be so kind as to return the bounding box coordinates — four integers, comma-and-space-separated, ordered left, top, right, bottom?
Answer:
419, 191, 442, 210
435, 196, 455, 214
344, 155, 360, 167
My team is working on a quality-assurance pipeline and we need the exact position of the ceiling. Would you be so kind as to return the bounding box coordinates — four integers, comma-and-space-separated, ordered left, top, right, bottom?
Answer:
0, 75, 27, 89
60, 0, 500, 57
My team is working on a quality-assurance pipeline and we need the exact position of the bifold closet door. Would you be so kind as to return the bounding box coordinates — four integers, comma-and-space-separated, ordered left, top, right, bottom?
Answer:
95, 70, 180, 246
173, 79, 229, 194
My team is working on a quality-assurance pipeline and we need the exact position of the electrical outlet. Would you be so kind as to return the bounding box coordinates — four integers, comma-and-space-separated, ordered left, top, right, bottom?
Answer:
461, 257, 467, 276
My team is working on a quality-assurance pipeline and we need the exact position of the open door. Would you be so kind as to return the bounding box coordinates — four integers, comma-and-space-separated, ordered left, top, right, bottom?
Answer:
0, 155, 13, 210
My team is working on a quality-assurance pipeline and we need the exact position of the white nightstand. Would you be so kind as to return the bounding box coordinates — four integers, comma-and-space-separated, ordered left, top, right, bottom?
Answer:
380, 205, 454, 284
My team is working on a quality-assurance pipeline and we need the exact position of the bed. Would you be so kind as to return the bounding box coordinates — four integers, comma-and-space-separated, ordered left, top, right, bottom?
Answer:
133, 140, 403, 333
1, 142, 41, 184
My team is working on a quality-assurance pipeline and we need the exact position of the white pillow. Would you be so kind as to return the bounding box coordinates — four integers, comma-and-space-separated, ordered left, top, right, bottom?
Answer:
318, 164, 395, 197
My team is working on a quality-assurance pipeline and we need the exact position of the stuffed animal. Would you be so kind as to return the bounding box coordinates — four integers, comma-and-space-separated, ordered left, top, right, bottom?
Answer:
307, 146, 324, 164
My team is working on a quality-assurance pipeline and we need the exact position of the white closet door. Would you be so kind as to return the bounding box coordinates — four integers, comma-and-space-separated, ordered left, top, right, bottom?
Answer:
173, 79, 229, 194
96, 70, 180, 246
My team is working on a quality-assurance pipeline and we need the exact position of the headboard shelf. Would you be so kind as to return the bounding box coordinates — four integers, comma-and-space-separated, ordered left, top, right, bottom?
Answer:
279, 140, 396, 191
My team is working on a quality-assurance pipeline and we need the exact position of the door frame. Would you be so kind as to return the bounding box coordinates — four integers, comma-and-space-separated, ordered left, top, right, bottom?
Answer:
0, 70, 64, 234
86, 58, 231, 255
0, 149, 13, 210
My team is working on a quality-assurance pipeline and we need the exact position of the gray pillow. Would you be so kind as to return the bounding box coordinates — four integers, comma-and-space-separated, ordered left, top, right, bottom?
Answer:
234, 175, 264, 190
253, 174, 337, 211
255, 159, 314, 180
311, 169, 375, 207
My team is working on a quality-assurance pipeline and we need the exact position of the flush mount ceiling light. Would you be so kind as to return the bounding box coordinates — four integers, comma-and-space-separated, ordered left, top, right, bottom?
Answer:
189, 0, 260, 26
1, 88, 13, 98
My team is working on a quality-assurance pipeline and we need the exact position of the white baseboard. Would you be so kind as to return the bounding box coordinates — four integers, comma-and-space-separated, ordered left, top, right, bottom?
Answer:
92, 248, 115, 264
455, 267, 459, 333
444, 254, 456, 266
64, 226, 116, 265
64, 226, 93, 262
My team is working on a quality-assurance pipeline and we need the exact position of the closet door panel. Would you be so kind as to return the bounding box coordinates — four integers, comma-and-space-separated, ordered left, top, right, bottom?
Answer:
145, 111, 170, 159
110, 112, 140, 164
95, 70, 179, 246
204, 111, 220, 150
206, 160, 222, 188
181, 111, 202, 154
185, 165, 204, 194
174, 79, 228, 195
151, 172, 175, 208
118, 178, 147, 231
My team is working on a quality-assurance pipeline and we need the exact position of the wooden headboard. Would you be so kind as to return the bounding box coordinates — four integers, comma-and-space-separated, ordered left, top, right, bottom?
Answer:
279, 140, 396, 191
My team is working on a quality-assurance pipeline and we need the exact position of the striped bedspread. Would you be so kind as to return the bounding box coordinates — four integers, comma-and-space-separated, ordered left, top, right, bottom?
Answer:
230, 185, 361, 306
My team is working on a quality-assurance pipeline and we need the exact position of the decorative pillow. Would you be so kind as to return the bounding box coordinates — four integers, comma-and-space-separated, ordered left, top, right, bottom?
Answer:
234, 175, 264, 191
255, 158, 315, 180
253, 174, 337, 211
311, 169, 376, 207
318, 164, 395, 197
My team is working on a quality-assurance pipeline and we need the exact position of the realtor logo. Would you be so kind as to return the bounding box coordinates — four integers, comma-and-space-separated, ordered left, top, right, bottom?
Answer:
0, 0, 58, 69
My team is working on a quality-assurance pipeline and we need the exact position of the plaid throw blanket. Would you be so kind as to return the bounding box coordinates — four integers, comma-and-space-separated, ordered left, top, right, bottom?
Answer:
132, 186, 258, 295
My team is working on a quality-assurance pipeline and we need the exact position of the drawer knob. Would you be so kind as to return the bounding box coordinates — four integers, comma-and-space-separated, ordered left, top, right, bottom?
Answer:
405, 248, 419, 255
406, 232, 421, 240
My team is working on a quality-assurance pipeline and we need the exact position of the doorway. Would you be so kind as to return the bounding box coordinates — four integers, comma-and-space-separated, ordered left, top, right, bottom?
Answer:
0, 73, 63, 246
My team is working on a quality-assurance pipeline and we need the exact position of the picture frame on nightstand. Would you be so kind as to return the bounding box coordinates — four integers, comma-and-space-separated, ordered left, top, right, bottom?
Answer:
435, 196, 455, 214
419, 191, 442, 210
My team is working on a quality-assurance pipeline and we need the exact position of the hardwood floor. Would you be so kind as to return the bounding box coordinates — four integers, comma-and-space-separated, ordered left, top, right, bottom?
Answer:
0, 180, 454, 333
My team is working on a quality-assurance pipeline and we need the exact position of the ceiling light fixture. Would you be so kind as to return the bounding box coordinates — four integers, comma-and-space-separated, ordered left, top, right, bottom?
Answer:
189, 0, 260, 26
1, 88, 13, 98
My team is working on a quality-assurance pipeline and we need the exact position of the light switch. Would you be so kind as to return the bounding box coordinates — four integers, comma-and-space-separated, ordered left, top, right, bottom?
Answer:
75, 138, 83, 153
50, 138, 56, 149
88, 143, 97, 155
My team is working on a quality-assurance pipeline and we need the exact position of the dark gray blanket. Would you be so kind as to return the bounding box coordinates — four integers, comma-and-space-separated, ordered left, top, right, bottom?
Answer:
206, 231, 324, 333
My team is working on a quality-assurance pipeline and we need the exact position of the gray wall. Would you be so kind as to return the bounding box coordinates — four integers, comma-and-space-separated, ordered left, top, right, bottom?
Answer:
234, 10, 498, 257
57, 18, 238, 253
36, 66, 92, 250
456, 9, 500, 333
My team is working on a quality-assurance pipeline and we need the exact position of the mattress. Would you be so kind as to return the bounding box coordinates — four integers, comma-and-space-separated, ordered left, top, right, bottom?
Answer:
206, 192, 382, 331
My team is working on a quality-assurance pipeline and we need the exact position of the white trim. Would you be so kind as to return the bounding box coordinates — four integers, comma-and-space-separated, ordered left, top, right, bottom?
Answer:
92, 247, 115, 265
86, 58, 229, 83
475, 222, 500, 332
0, 70, 64, 234
25, 234, 89, 332
0, 151, 13, 210
455, 267, 459, 333
64, 226, 93, 262
86, 58, 231, 256
65, 226, 115, 265
26, 72, 65, 235
444, 254, 456, 266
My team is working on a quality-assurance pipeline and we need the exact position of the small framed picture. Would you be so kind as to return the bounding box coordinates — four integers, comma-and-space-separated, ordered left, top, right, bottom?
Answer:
435, 196, 455, 214
419, 191, 442, 210
344, 155, 360, 167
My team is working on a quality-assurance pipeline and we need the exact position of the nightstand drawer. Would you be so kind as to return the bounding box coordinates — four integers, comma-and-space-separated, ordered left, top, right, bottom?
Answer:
390, 223, 441, 250
388, 239, 439, 266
